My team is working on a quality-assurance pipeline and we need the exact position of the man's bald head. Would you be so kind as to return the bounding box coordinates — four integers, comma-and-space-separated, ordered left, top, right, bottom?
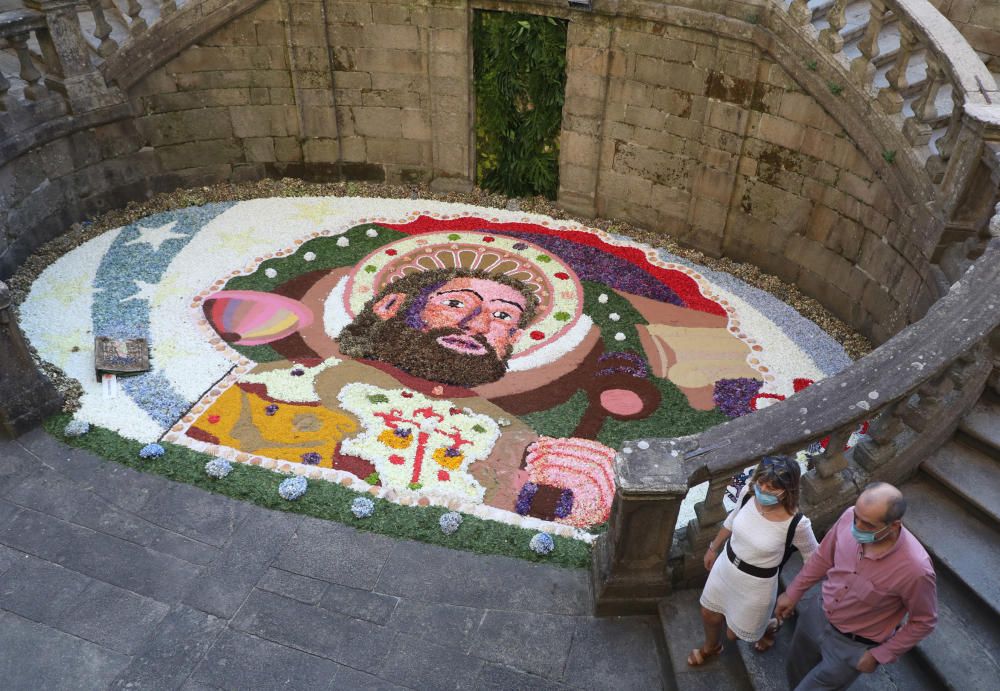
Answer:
857, 482, 907, 524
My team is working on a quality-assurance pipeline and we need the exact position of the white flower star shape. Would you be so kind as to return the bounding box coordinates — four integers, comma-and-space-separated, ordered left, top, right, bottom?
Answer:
124, 221, 187, 253
121, 280, 159, 305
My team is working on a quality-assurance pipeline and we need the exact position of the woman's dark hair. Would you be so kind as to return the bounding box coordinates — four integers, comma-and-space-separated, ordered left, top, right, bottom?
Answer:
749, 454, 801, 514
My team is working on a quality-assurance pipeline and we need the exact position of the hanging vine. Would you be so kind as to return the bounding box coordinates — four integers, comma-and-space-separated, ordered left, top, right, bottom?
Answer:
473, 11, 568, 199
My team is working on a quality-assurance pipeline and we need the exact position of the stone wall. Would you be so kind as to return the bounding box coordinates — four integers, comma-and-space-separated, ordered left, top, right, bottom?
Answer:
129, 0, 468, 188
936, 0, 1000, 66
558, 15, 933, 343
0, 0, 945, 345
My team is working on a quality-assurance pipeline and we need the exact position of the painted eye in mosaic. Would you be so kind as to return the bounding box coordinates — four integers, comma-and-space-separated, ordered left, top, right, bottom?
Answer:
492, 310, 512, 320
444, 299, 464, 308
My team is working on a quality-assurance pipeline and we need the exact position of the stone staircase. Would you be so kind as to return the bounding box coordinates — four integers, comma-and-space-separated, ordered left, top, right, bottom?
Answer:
658, 386, 1000, 690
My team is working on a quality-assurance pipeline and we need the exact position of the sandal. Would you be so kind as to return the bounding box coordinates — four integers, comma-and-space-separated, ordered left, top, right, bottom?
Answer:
687, 643, 724, 666
753, 618, 782, 653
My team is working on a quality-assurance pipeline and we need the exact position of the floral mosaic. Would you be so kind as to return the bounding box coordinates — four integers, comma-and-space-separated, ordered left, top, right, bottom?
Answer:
21, 197, 852, 541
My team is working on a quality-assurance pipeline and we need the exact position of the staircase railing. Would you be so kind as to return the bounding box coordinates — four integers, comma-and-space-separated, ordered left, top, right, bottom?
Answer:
593, 215, 1000, 614
0, 9, 68, 115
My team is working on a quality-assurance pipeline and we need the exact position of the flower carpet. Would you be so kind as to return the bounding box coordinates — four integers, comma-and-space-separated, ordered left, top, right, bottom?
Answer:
21, 197, 852, 559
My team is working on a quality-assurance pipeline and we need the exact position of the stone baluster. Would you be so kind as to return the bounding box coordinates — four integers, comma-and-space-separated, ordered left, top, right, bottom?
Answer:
158, 0, 177, 18
0, 281, 63, 438
801, 425, 854, 503
949, 342, 987, 390
903, 54, 943, 146
819, 0, 848, 54
685, 473, 733, 557
0, 60, 11, 110
926, 88, 964, 183
850, 0, 888, 89
591, 438, 690, 616
854, 400, 907, 471
23, 0, 124, 113
901, 372, 953, 431
87, 0, 118, 58
787, 0, 813, 26
877, 21, 919, 114
123, 0, 146, 34
8, 31, 46, 101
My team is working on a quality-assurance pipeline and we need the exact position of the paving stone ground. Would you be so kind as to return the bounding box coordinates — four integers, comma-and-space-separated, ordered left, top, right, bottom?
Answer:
0, 429, 667, 690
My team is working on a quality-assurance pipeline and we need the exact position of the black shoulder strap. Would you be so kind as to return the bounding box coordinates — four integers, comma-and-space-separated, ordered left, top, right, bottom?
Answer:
780, 512, 804, 569
740, 491, 753, 509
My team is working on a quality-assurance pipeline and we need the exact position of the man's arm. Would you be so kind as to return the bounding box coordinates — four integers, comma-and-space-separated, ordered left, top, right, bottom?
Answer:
870, 571, 938, 665
783, 517, 839, 604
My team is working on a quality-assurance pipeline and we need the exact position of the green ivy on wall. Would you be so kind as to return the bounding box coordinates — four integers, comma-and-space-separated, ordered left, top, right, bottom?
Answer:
473, 11, 568, 199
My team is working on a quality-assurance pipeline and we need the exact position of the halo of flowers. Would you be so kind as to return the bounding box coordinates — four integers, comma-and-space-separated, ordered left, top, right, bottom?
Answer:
351, 496, 375, 518
278, 476, 307, 501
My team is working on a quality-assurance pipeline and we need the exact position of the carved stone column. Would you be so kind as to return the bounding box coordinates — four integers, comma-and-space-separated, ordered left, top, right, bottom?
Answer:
24, 0, 124, 113
591, 437, 690, 616
0, 281, 63, 438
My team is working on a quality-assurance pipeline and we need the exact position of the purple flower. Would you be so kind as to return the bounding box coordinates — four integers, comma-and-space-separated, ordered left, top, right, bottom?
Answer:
554, 489, 575, 518
393, 427, 412, 438
713, 378, 764, 418
265, 404, 279, 416
444, 447, 462, 458
300, 452, 322, 465
516, 482, 539, 515
290, 369, 305, 377
512, 242, 528, 250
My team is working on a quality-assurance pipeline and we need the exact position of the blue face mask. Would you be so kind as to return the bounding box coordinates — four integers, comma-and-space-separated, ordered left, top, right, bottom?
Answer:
754, 485, 782, 506
851, 523, 891, 544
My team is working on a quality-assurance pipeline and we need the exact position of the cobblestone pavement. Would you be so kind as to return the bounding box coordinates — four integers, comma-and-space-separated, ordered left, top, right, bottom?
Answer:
0, 429, 666, 690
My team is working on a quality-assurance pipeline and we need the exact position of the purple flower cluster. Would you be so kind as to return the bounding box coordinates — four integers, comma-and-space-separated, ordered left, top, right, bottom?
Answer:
498, 231, 685, 306
596, 350, 648, 378
713, 377, 763, 418
300, 452, 322, 465
265, 404, 279, 416
393, 427, 411, 438
515, 482, 538, 515
444, 447, 461, 458
290, 369, 305, 377
554, 489, 574, 519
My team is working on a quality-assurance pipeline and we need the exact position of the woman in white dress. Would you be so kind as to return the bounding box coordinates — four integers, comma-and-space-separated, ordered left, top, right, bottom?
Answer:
687, 455, 819, 666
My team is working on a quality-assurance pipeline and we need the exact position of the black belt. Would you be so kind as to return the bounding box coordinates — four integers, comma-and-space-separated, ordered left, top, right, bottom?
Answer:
725, 540, 779, 579
831, 624, 879, 646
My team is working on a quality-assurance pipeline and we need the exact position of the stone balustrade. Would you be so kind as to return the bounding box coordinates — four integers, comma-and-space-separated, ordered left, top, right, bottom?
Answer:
0, 9, 64, 109
593, 230, 1000, 614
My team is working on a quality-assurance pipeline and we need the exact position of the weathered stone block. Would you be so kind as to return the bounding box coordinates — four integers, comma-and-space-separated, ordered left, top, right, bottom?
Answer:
145, 89, 251, 113
367, 138, 430, 166
274, 136, 303, 162
157, 139, 244, 169
351, 106, 403, 138
244, 137, 276, 162
137, 109, 234, 147
229, 105, 299, 138
401, 110, 431, 141
755, 113, 805, 149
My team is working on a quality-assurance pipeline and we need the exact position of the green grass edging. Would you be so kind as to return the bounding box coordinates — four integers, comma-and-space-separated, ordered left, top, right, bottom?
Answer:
44, 414, 591, 569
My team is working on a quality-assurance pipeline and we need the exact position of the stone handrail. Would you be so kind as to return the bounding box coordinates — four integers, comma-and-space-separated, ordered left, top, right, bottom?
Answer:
0, 9, 63, 108
775, 0, 999, 190
593, 228, 1000, 614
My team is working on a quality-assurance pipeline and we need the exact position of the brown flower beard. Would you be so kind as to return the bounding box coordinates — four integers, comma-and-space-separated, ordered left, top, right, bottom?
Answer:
345, 316, 510, 387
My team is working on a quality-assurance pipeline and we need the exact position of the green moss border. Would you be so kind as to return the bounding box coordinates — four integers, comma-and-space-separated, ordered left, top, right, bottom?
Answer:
44, 414, 591, 569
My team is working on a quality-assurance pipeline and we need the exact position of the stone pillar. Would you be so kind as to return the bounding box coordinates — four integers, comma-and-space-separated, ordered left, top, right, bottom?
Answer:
0, 281, 62, 438
591, 437, 690, 616
24, 0, 124, 113
557, 18, 613, 218
428, 0, 473, 192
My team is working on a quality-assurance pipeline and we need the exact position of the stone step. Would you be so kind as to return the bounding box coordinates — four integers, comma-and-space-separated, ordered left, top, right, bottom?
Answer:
914, 563, 1000, 690
902, 479, 1000, 620
957, 398, 1000, 460
658, 589, 753, 691
921, 440, 1000, 527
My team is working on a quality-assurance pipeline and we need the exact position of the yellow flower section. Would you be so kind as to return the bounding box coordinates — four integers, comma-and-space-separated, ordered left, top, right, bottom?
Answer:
377, 429, 414, 449
433, 447, 465, 470
189, 386, 358, 467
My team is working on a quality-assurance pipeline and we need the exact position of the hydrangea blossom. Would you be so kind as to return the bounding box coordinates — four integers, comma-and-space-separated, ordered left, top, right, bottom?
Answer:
278, 476, 307, 500
139, 443, 165, 459
205, 458, 232, 479
439, 511, 463, 535
529, 532, 555, 555
64, 419, 90, 437
351, 496, 375, 518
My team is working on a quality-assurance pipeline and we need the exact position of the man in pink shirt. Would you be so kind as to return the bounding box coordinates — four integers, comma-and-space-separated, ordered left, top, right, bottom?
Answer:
774, 482, 937, 690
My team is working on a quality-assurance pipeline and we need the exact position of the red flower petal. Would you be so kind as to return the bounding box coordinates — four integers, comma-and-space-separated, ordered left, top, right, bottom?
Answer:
390, 454, 405, 465
386, 249, 398, 256
482, 236, 494, 242
554, 272, 569, 280
438, 470, 450, 481
208, 415, 221, 424
530, 331, 545, 341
